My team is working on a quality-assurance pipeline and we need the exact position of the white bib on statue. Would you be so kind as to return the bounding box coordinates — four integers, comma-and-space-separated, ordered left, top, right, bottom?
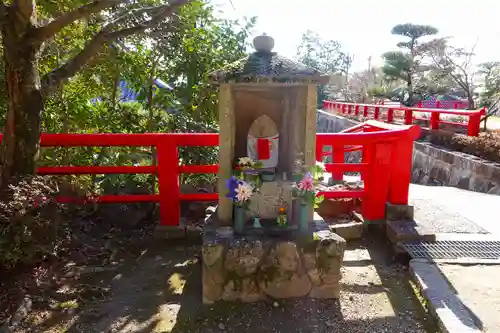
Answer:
247, 134, 279, 168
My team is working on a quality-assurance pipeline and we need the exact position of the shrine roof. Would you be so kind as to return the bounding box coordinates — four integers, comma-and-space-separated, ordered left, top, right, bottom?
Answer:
210, 35, 329, 85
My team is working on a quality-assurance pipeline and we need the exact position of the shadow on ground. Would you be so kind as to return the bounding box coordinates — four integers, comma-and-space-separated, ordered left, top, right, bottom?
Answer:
15, 232, 433, 333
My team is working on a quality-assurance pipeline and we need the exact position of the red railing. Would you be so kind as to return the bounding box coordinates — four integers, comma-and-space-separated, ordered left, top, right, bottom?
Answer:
316, 121, 420, 220
0, 133, 219, 227
417, 100, 469, 110
323, 101, 486, 136
0, 123, 419, 224
378, 100, 468, 109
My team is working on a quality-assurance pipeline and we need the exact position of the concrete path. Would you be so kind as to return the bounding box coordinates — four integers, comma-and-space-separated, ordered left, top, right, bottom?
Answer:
409, 184, 500, 235
411, 260, 500, 333
408, 185, 500, 333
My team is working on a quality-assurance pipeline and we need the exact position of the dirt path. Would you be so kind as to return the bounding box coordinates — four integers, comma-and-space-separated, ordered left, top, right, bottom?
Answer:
12, 236, 434, 333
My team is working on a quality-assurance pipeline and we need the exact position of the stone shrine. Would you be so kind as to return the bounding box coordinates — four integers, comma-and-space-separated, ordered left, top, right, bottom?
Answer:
202, 34, 346, 304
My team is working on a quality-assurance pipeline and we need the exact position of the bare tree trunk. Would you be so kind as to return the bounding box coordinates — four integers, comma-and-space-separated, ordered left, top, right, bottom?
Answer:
147, 61, 157, 193
0, 11, 44, 192
406, 73, 413, 107
467, 92, 475, 109
0, 0, 190, 193
111, 72, 120, 108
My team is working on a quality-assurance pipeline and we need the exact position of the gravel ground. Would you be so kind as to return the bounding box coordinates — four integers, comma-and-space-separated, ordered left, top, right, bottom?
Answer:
13, 237, 433, 333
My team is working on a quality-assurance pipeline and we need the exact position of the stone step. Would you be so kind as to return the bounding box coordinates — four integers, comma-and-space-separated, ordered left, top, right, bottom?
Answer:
328, 220, 363, 241
386, 219, 436, 254
385, 203, 414, 221
316, 210, 364, 241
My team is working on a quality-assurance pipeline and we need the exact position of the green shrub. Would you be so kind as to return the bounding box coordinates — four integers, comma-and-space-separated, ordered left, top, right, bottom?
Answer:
428, 131, 500, 163
0, 176, 69, 268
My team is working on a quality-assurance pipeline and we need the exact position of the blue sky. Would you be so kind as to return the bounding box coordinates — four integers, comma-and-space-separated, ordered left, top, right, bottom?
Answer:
214, 0, 500, 72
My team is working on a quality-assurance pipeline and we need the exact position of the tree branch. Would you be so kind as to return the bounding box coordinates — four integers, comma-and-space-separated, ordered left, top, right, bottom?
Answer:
41, 0, 191, 96
0, 3, 6, 25
13, 0, 37, 25
32, 0, 125, 41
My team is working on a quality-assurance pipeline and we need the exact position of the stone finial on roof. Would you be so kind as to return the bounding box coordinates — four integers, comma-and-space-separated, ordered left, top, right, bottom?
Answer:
209, 34, 329, 85
253, 34, 274, 53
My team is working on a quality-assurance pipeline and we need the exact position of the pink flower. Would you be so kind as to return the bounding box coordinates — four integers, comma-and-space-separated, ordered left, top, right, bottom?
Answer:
297, 173, 314, 191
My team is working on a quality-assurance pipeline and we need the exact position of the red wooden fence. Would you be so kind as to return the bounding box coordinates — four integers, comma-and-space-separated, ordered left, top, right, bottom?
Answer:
0, 133, 219, 227
316, 121, 420, 220
323, 101, 486, 137
416, 100, 469, 110
0, 124, 419, 225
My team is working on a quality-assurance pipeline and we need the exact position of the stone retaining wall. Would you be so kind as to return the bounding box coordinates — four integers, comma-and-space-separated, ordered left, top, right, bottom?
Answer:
411, 143, 500, 194
202, 228, 346, 304
316, 110, 500, 195
317, 110, 357, 133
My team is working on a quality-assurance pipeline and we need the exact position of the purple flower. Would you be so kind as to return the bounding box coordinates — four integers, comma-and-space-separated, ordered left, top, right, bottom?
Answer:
226, 176, 239, 201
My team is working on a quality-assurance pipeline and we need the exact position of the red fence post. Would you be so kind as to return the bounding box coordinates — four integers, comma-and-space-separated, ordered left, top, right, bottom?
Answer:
388, 139, 413, 205
332, 147, 344, 181
157, 138, 180, 226
342, 104, 346, 114
387, 108, 394, 123
360, 146, 367, 181
355, 105, 360, 116
363, 106, 369, 117
374, 107, 380, 120
430, 112, 440, 130
362, 143, 391, 221
467, 113, 481, 136
316, 138, 324, 162
404, 110, 413, 125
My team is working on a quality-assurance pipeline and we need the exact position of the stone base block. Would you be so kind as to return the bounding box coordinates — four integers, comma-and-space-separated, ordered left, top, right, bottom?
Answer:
386, 219, 436, 254
330, 221, 364, 240
362, 218, 386, 225
154, 225, 186, 239
386, 203, 414, 221
202, 224, 346, 304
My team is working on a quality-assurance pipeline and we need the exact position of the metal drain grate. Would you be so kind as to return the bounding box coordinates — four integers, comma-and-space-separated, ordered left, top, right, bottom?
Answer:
402, 240, 500, 260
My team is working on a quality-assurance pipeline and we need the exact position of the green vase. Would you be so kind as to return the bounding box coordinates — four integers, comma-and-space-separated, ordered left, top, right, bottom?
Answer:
261, 171, 275, 182
299, 202, 309, 232
234, 205, 246, 234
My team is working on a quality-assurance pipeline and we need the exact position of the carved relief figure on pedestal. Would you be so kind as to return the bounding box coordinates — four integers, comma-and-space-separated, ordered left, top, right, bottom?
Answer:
257, 242, 312, 298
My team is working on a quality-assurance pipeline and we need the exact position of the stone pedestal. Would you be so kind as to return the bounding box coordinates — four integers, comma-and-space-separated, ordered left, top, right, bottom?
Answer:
248, 180, 295, 219
202, 218, 346, 304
